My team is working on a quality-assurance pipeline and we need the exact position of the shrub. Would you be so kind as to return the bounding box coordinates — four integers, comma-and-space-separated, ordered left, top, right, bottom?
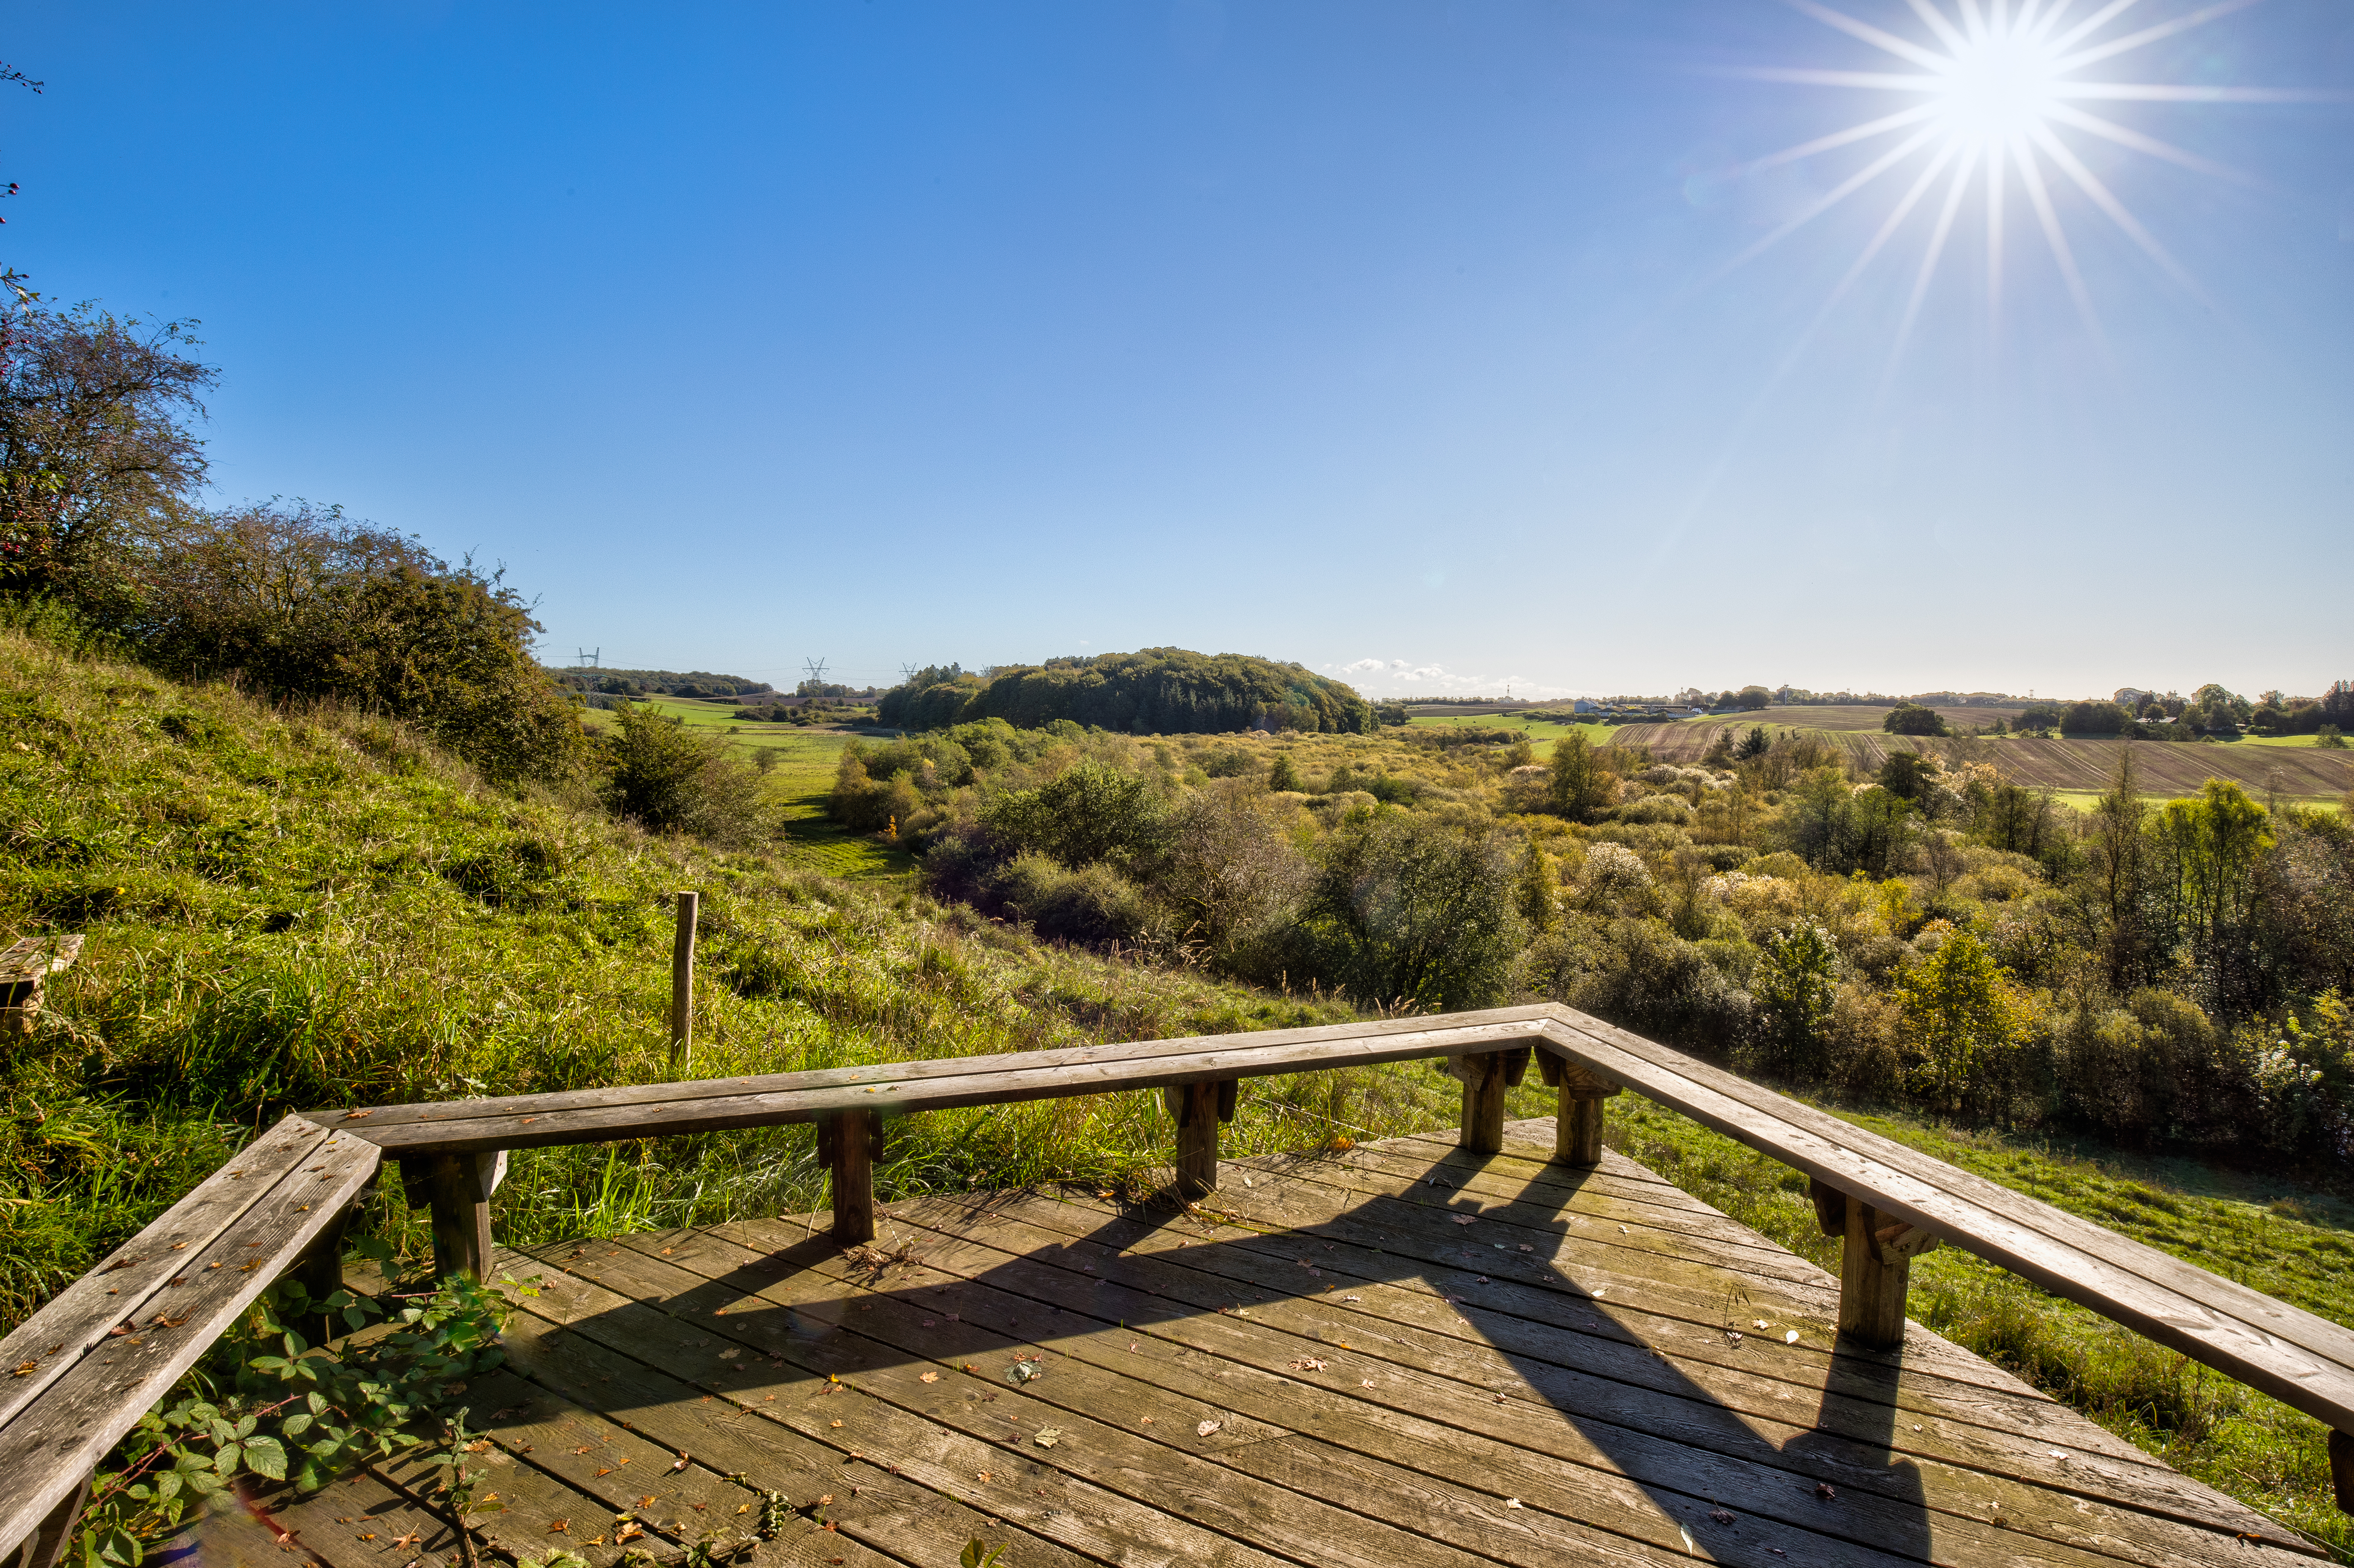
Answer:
983, 760, 1167, 872
1896, 928, 2028, 1115
1747, 923, 1839, 1082
1301, 813, 1522, 1011
600, 702, 763, 842
992, 853, 1154, 946
1528, 916, 1753, 1056
1883, 703, 1948, 736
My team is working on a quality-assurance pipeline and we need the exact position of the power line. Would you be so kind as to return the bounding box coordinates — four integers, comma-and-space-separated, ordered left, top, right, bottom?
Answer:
802, 656, 830, 687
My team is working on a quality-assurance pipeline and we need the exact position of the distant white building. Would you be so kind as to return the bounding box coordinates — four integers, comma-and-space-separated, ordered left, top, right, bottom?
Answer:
1571, 698, 1600, 714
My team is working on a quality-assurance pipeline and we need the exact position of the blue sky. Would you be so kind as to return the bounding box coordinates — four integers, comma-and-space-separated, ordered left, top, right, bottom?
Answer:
8, 1, 2349, 699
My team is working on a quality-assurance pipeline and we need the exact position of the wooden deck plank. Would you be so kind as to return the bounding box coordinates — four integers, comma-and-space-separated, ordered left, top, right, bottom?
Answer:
523, 1237, 1575, 1568
838, 1196, 2305, 1566
484, 1293, 1111, 1568
887, 1180, 2268, 1539
504, 1245, 1312, 1568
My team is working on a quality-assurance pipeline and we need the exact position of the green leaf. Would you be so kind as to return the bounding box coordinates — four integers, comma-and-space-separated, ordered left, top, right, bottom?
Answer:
242, 1434, 288, 1481
97, 1527, 143, 1568
215, 1441, 242, 1474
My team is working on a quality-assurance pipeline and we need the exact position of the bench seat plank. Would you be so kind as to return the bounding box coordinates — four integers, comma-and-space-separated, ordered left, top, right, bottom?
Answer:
1534, 1010, 2354, 1434
311, 1015, 1553, 1156
0, 1124, 380, 1561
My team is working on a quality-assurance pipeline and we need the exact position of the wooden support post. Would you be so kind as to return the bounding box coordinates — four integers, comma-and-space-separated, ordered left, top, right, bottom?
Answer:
1165, 1080, 1229, 1199
294, 1202, 353, 1343
1540, 1054, 1621, 1167
670, 890, 699, 1074
1454, 1048, 1527, 1156
402, 1150, 506, 1283
820, 1110, 882, 1244
11, 1470, 90, 1568
0, 933, 82, 1038
2331, 1428, 2354, 1515
1810, 1178, 1939, 1351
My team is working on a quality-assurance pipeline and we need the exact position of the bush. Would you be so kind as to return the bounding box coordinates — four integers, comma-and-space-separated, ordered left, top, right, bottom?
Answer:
1527, 916, 1752, 1056
1883, 703, 1948, 736
599, 702, 763, 842
1746, 923, 1839, 1082
992, 854, 1154, 946
1300, 813, 1522, 1011
983, 760, 1167, 872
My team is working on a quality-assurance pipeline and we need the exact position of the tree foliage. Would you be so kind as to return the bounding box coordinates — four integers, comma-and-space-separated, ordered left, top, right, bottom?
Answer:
879, 646, 1373, 736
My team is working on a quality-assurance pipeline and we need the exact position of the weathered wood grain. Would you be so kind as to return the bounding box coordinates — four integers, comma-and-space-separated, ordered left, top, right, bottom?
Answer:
0, 1125, 380, 1563
311, 1014, 1557, 1154
851, 1193, 2304, 1562
1535, 1011, 2354, 1432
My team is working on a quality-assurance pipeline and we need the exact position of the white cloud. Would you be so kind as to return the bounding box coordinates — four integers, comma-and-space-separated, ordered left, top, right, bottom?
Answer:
1321, 657, 1589, 701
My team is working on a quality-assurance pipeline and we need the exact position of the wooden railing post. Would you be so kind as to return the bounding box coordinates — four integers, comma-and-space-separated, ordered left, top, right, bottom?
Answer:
402, 1150, 506, 1282
1166, 1080, 1233, 1199
2331, 1429, 2353, 1514
820, 1110, 882, 1244
1452, 1047, 1528, 1155
670, 890, 699, 1074
1810, 1176, 1938, 1350
1537, 1053, 1620, 1166
12, 1470, 89, 1568
294, 1200, 354, 1343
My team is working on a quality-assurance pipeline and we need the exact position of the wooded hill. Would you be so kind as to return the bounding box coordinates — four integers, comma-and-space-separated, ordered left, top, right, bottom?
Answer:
879, 647, 1373, 736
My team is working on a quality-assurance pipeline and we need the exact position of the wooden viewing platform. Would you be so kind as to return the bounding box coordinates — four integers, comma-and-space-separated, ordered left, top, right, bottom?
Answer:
186, 1118, 2310, 1568
7, 1002, 2351, 1568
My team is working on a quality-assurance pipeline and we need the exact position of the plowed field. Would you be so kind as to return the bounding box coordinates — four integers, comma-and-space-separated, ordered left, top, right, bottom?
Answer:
1614, 713, 2354, 801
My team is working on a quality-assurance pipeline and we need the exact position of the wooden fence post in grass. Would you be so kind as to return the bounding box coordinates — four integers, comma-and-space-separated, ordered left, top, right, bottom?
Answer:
1537, 1053, 1620, 1167
2330, 1430, 2354, 1513
1164, 1080, 1234, 1199
820, 1110, 882, 1244
0, 934, 83, 1037
670, 890, 699, 1073
1450, 1047, 1528, 1156
1810, 1176, 1938, 1350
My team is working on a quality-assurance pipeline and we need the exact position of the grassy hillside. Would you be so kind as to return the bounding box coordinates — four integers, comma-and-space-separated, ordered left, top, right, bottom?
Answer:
6, 625, 2352, 1554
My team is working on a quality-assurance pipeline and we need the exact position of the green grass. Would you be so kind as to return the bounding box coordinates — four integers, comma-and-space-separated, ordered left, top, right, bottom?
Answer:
1606, 1096, 2354, 1559
1403, 713, 1617, 752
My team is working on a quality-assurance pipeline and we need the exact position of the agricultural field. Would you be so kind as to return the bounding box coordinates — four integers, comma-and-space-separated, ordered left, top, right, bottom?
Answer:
1616, 708, 2354, 803
1403, 711, 1615, 750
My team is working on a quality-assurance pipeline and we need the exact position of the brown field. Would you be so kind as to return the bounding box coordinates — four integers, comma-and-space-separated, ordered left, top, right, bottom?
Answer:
1614, 711, 2354, 801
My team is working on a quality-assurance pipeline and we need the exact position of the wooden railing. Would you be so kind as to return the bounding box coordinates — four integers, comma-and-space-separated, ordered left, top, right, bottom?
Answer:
4, 1002, 2351, 1567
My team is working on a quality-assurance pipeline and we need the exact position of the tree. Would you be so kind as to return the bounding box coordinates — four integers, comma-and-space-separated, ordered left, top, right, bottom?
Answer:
1877, 750, 1931, 801
1734, 725, 1771, 761
1896, 929, 2025, 1112
1, 305, 215, 608
1735, 686, 1772, 711
1546, 731, 1615, 821
1268, 751, 1301, 793
1515, 841, 1556, 933
1749, 923, 1838, 1080
1302, 815, 1522, 1011
983, 760, 1167, 871
1883, 703, 1948, 737
2088, 750, 2151, 989
2059, 701, 2127, 735
602, 703, 762, 841
2150, 778, 2273, 1010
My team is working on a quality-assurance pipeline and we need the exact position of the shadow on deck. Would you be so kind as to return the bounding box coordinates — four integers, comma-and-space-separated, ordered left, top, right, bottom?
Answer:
194, 1119, 2311, 1568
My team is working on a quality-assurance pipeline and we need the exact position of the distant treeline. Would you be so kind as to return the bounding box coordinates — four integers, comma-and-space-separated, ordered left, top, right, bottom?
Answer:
549, 667, 775, 700
879, 648, 1373, 736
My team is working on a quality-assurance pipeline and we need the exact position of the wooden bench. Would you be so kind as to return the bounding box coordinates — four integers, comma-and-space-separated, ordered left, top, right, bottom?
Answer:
0, 1116, 381, 1568
11, 997, 2354, 1567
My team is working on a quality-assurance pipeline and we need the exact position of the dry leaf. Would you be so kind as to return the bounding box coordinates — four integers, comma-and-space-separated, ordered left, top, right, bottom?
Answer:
920, 1371, 940, 1383
572, 1445, 592, 1455
1450, 1215, 1477, 1226
1784, 1330, 1800, 1345
831, 1420, 844, 1428
1753, 1319, 1770, 1331
1814, 1483, 1838, 1500
1710, 1509, 1736, 1525
1034, 1427, 1063, 1448
392, 1533, 423, 1548
1360, 1379, 1375, 1389
1196, 1419, 1222, 1437
1516, 1244, 1533, 1252
1288, 1357, 1327, 1372
546, 1521, 570, 1534
818, 1495, 834, 1506
1503, 1498, 1524, 1510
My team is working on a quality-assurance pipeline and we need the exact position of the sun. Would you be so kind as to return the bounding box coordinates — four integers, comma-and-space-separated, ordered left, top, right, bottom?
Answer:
1718, 0, 2334, 366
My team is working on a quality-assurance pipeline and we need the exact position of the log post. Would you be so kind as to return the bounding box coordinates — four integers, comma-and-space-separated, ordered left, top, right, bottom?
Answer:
820, 1110, 882, 1244
671, 890, 700, 1074
1810, 1176, 1939, 1351
1166, 1080, 1230, 1199
1538, 1053, 1621, 1167
403, 1150, 506, 1283
1452, 1047, 1527, 1156
2330, 1428, 2353, 1515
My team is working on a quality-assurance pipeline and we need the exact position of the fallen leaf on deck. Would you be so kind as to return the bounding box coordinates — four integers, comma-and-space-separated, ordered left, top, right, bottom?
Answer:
545, 1522, 569, 1534
818, 1495, 833, 1506
1450, 1215, 1477, 1226
1503, 1499, 1523, 1510
1753, 1319, 1770, 1330
1360, 1379, 1375, 1388
671, 1455, 689, 1469
1784, 1330, 1800, 1345
392, 1533, 422, 1548
920, 1371, 939, 1382
1342, 1293, 1362, 1303
1034, 1427, 1063, 1447
1197, 1420, 1222, 1437
1288, 1357, 1327, 1372
830, 1420, 844, 1428
1475, 1276, 1489, 1284
1516, 1244, 1532, 1252
1710, 1509, 1735, 1525
922, 1320, 935, 1327
572, 1445, 592, 1455
1591, 1288, 1607, 1298
1814, 1483, 1837, 1501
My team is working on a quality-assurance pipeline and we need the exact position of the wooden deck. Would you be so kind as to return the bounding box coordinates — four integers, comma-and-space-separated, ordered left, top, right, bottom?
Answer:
188, 1118, 2313, 1568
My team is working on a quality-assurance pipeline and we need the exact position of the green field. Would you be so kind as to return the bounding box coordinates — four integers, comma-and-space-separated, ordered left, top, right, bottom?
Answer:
1403, 712, 1616, 751
581, 698, 914, 878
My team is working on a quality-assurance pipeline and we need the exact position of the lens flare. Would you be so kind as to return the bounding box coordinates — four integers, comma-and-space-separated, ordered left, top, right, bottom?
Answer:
1719, 0, 2338, 366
